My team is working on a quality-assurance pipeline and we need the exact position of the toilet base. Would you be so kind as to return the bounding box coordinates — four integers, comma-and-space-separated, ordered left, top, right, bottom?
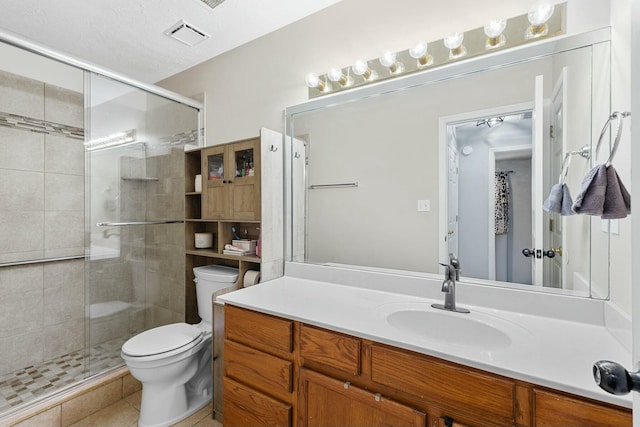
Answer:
138, 387, 212, 427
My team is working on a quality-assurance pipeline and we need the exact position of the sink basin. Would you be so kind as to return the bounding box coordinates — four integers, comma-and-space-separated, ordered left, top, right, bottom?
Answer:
386, 308, 513, 350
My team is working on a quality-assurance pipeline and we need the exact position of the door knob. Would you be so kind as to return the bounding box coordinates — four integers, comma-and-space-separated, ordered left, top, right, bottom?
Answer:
593, 360, 640, 395
551, 246, 563, 256
522, 248, 535, 257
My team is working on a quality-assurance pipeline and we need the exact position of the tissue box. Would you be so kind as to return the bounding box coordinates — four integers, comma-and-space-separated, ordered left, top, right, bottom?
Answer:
195, 232, 213, 248
232, 239, 257, 251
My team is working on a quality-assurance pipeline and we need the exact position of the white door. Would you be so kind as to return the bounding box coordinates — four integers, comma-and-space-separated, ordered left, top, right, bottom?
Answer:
531, 75, 546, 286
546, 69, 568, 288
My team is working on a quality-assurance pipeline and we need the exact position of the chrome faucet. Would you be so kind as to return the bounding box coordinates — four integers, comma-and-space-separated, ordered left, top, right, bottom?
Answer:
432, 254, 470, 314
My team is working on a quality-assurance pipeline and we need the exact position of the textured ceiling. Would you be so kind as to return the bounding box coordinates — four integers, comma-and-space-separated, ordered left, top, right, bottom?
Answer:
0, 0, 342, 83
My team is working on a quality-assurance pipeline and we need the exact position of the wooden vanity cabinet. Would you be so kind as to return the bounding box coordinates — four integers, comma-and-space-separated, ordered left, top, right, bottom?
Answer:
223, 306, 632, 427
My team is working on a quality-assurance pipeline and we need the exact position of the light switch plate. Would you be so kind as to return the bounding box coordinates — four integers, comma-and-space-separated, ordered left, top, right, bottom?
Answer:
417, 199, 430, 212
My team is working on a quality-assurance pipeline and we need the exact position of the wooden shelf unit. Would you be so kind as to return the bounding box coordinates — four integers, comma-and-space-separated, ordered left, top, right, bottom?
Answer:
184, 143, 262, 324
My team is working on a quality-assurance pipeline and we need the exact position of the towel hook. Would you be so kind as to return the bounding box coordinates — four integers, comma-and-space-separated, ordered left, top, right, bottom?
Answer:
594, 111, 630, 166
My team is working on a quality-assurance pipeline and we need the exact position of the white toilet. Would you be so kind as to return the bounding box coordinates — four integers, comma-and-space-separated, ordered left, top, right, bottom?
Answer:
121, 265, 239, 427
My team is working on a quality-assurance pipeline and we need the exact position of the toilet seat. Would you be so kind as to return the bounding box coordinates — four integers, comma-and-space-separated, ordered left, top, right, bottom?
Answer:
122, 323, 204, 359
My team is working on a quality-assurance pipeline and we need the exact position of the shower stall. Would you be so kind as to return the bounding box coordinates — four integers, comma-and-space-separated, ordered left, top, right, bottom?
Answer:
0, 34, 201, 416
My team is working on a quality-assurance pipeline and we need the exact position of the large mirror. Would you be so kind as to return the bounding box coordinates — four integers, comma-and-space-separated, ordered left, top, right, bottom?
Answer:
286, 30, 615, 298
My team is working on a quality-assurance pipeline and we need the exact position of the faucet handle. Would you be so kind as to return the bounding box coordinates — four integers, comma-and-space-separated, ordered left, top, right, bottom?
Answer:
449, 253, 460, 280
449, 253, 460, 269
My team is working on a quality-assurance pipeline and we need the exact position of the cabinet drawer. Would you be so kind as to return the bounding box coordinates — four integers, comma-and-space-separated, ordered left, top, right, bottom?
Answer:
225, 339, 293, 401
371, 344, 514, 425
224, 376, 291, 427
300, 324, 361, 376
533, 389, 631, 427
225, 305, 293, 355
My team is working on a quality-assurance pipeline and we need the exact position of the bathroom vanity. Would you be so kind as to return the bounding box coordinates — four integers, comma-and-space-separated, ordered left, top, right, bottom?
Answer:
218, 267, 632, 427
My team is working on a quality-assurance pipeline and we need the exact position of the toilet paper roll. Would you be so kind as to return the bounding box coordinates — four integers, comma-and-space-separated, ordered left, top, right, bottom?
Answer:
243, 270, 261, 287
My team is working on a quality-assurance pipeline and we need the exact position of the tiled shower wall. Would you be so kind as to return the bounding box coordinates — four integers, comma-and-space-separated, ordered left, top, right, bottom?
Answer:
0, 69, 85, 376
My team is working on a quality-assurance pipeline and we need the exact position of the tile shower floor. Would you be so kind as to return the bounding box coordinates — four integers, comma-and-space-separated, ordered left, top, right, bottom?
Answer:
0, 338, 126, 412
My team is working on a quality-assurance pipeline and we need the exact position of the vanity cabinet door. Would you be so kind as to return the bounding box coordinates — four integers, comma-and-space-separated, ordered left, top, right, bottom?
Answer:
298, 368, 426, 427
532, 389, 631, 427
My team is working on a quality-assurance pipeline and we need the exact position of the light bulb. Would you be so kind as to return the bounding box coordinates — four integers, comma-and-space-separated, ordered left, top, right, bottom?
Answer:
305, 73, 327, 91
327, 67, 353, 87
527, 3, 555, 38
484, 20, 507, 48
379, 51, 396, 67
379, 51, 405, 74
444, 33, 466, 59
351, 60, 377, 81
409, 42, 433, 67
409, 42, 427, 59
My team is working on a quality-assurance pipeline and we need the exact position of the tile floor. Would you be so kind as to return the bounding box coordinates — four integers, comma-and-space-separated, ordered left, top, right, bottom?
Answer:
0, 338, 125, 412
68, 391, 222, 427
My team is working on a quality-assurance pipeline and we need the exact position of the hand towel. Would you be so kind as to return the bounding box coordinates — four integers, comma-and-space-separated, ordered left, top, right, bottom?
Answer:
572, 164, 607, 215
602, 165, 631, 219
543, 183, 575, 216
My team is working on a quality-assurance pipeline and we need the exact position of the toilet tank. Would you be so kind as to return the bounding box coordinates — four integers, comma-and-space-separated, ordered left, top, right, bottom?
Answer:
193, 265, 239, 323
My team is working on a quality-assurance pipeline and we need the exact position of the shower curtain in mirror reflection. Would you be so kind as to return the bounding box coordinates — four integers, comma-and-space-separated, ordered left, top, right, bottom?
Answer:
495, 172, 510, 235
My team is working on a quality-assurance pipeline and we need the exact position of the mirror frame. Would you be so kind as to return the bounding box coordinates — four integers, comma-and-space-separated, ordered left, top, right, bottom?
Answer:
284, 28, 612, 297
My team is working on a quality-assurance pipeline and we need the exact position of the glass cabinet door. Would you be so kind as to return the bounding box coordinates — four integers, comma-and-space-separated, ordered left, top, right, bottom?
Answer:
203, 145, 226, 188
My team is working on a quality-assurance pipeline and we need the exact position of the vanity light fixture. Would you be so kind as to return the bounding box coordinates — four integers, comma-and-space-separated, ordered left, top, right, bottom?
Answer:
327, 67, 353, 87
444, 33, 467, 59
304, 3, 564, 98
409, 42, 433, 68
379, 51, 405, 74
305, 73, 330, 92
526, 2, 555, 39
351, 60, 378, 81
476, 117, 504, 128
484, 20, 507, 49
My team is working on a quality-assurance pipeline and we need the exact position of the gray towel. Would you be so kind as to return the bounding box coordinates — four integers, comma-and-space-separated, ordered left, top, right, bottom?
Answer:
602, 165, 631, 219
543, 183, 575, 216
572, 165, 607, 215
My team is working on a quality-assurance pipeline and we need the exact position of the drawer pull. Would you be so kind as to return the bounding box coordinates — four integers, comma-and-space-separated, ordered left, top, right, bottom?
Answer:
343, 381, 351, 389
374, 393, 382, 402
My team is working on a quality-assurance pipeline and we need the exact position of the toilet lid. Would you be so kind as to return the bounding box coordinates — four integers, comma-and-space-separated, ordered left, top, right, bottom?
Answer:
122, 323, 203, 357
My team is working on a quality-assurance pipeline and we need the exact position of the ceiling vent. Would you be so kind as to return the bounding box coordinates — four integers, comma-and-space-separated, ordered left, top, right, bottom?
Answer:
200, 0, 226, 10
164, 20, 209, 46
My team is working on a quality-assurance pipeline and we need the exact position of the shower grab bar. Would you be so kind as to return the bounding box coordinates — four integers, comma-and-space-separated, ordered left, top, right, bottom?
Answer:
0, 255, 85, 268
309, 182, 359, 189
97, 220, 184, 226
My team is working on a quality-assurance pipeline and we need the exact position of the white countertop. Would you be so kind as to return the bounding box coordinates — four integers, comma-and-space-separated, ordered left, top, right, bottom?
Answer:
218, 273, 632, 409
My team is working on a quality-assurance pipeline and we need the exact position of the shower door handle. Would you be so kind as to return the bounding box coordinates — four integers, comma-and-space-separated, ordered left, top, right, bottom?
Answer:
97, 220, 184, 226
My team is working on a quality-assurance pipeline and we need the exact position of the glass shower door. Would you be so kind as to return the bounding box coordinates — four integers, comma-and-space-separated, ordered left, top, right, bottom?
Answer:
85, 73, 199, 375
